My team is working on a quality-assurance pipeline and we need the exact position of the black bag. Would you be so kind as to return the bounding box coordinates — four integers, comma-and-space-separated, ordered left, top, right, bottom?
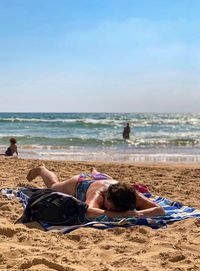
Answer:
17, 189, 88, 226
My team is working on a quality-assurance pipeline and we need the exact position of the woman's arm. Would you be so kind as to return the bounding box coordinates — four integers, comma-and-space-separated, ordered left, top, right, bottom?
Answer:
86, 207, 137, 219
86, 189, 165, 219
85, 192, 138, 219
86, 206, 165, 219
135, 192, 165, 217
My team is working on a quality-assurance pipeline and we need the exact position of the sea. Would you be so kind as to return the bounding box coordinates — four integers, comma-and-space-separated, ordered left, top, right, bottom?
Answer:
1, 112, 200, 163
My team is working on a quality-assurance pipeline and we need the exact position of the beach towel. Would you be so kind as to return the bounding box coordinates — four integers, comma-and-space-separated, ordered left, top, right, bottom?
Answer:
1, 187, 200, 234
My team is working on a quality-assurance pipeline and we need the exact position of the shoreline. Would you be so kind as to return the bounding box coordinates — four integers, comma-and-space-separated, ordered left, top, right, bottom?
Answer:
2, 145, 200, 164
3, 155, 200, 166
0, 157, 200, 270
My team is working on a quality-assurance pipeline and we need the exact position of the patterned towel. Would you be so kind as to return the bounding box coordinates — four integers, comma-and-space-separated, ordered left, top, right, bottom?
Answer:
1, 187, 200, 234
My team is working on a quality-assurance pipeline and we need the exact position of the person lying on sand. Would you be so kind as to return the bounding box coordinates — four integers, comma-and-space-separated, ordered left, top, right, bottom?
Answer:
26, 166, 165, 219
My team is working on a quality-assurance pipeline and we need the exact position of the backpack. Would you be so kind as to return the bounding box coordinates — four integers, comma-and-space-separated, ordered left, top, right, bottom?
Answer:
17, 189, 88, 226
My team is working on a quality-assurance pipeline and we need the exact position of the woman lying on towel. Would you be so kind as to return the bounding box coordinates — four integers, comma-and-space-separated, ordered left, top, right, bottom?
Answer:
26, 166, 165, 220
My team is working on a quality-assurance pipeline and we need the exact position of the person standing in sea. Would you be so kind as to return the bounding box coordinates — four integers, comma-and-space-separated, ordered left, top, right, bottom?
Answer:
122, 122, 131, 140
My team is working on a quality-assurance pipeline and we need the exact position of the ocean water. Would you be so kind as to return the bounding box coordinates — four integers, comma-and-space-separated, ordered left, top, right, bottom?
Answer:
1, 112, 200, 163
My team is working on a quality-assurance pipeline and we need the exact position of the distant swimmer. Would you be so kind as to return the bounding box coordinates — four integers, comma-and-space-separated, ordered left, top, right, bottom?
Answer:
122, 123, 131, 140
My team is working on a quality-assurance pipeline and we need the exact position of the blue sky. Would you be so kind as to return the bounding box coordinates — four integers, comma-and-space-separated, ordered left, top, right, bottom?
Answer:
0, 0, 200, 113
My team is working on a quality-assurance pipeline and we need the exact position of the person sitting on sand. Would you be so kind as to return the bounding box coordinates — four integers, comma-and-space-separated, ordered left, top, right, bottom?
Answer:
5, 137, 18, 157
26, 166, 165, 219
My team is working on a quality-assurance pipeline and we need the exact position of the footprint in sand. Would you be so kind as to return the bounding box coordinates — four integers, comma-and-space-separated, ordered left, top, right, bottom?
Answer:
19, 258, 75, 271
160, 251, 186, 262
0, 227, 17, 237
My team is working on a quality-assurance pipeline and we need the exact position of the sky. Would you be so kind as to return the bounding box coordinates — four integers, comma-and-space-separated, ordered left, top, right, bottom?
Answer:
0, 0, 200, 113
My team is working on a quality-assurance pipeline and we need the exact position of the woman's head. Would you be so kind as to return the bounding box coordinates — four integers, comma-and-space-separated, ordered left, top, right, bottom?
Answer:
105, 183, 136, 211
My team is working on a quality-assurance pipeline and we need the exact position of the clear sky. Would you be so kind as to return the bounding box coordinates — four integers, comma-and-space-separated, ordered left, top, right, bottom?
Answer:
0, 0, 200, 113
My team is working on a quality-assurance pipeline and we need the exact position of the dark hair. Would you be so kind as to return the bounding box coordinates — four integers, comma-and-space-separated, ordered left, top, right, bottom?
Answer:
106, 183, 136, 211
10, 137, 17, 144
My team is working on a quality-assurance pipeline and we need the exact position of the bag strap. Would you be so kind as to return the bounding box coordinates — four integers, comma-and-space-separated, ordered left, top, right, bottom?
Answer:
30, 192, 54, 207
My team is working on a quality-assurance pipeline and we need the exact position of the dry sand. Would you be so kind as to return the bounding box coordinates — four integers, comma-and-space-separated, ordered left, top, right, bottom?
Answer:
0, 157, 200, 271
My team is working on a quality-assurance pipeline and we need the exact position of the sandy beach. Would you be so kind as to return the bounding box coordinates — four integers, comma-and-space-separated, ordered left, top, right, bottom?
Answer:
0, 157, 200, 271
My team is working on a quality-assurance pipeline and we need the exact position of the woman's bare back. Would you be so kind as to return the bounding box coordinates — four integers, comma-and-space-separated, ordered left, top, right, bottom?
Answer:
85, 179, 118, 209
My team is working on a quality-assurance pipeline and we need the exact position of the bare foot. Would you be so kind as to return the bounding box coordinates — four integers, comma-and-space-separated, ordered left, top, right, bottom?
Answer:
91, 167, 100, 174
26, 166, 43, 181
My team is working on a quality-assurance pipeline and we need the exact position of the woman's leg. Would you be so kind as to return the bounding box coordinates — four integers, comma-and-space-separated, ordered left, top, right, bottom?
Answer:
26, 166, 79, 196
27, 165, 58, 187
91, 167, 100, 174
91, 167, 113, 179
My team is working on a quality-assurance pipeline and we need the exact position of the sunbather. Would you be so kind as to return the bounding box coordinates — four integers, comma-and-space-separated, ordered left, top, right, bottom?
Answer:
26, 166, 165, 219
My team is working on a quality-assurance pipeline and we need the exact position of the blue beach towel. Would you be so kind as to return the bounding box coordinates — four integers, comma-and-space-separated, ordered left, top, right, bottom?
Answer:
1, 187, 200, 234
